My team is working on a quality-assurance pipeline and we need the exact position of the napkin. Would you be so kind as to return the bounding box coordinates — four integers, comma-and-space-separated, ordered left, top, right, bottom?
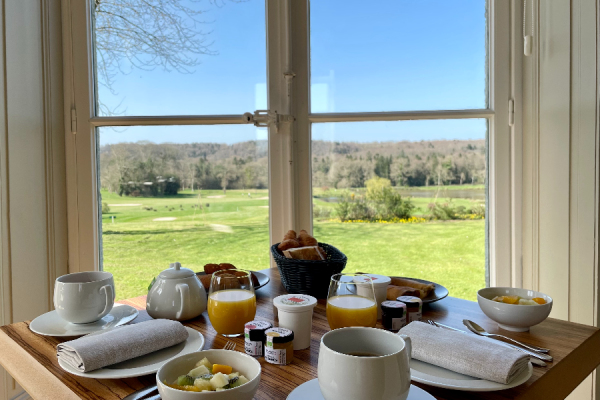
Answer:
399, 321, 529, 384
57, 319, 189, 372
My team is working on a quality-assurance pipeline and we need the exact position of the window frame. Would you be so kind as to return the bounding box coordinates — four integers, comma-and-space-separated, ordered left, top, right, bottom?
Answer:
63, 0, 519, 288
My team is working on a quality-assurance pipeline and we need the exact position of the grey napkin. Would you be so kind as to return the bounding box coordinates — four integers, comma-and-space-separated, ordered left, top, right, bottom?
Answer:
400, 321, 529, 384
57, 319, 189, 372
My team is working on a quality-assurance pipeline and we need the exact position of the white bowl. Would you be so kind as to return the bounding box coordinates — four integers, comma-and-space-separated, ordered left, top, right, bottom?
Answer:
477, 287, 553, 332
156, 350, 261, 400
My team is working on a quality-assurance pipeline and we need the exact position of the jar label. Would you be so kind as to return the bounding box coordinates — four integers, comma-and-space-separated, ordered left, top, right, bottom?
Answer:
265, 346, 286, 365
279, 295, 313, 306
408, 311, 422, 323
244, 339, 263, 356
392, 316, 407, 330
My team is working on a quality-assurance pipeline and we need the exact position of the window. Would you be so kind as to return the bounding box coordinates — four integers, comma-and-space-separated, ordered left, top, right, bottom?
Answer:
65, 0, 514, 300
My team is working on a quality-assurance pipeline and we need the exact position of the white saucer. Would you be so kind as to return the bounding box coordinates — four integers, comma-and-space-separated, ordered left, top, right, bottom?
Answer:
287, 379, 435, 400
410, 359, 533, 391
58, 327, 204, 379
30, 304, 139, 337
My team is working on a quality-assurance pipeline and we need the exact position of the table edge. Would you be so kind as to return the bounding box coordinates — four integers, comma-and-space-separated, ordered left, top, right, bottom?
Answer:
0, 329, 79, 400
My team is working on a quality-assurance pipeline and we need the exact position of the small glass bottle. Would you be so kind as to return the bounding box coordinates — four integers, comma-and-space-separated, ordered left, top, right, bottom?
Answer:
381, 301, 407, 331
244, 320, 272, 357
264, 327, 294, 365
397, 296, 423, 324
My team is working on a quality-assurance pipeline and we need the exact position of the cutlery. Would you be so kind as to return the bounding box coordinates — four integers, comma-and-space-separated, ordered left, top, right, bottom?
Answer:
427, 320, 550, 365
223, 340, 236, 351
463, 319, 550, 353
123, 385, 159, 400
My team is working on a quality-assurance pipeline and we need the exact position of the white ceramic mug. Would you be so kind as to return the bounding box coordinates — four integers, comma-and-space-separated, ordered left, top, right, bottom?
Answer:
54, 271, 115, 324
318, 327, 412, 400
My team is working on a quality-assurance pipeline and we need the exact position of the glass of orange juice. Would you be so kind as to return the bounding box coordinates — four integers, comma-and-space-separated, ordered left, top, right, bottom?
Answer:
326, 273, 377, 330
208, 270, 256, 337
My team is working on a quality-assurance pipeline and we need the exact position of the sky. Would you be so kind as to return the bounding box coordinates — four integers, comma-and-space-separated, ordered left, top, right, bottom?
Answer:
98, 0, 487, 146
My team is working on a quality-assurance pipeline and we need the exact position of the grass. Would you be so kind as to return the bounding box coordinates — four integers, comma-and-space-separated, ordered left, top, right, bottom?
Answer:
101, 187, 485, 301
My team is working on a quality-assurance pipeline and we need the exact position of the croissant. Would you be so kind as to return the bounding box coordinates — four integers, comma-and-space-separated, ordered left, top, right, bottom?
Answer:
283, 229, 297, 240
298, 230, 318, 247
278, 239, 300, 251
390, 278, 434, 298
387, 285, 420, 300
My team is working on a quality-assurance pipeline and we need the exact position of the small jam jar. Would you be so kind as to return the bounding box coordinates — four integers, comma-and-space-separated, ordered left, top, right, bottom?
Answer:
381, 300, 407, 331
265, 327, 294, 365
244, 320, 272, 357
397, 296, 423, 324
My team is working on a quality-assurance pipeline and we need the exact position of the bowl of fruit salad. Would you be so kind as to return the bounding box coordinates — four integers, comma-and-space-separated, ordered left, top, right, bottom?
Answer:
477, 287, 553, 332
156, 350, 261, 400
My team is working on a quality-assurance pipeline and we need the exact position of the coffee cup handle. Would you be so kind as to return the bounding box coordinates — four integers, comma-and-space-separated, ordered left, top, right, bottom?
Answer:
398, 333, 412, 360
98, 285, 114, 318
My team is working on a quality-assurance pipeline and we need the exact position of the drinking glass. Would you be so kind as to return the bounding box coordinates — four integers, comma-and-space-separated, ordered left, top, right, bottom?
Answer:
326, 273, 377, 330
208, 269, 256, 337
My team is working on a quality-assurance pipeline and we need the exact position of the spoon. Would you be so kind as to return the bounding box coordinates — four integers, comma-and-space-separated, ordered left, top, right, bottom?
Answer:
463, 319, 552, 356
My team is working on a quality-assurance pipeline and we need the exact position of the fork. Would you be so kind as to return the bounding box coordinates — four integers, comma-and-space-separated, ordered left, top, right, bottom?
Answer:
223, 340, 236, 351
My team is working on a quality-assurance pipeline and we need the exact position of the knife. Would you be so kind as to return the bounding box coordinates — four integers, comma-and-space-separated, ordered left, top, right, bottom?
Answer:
428, 320, 548, 366
123, 385, 159, 400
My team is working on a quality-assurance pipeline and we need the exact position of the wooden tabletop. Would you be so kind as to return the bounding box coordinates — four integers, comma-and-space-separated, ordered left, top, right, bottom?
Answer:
1, 268, 600, 400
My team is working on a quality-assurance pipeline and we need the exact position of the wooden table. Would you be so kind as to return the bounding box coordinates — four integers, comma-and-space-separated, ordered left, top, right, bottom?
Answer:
1, 268, 600, 400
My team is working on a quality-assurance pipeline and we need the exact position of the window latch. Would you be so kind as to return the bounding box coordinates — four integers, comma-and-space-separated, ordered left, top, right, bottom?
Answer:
508, 99, 515, 127
242, 110, 295, 134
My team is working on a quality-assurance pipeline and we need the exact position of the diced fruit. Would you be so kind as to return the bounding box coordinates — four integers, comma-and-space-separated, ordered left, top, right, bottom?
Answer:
194, 378, 213, 391
532, 297, 546, 305
212, 364, 233, 375
196, 357, 213, 369
166, 383, 199, 392
176, 375, 194, 386
518, 299, 537, 306
189, 365, 210, 378
503, 296, 520, 304
492, 296, 504, 302
228, 372, 240, 379
210, 372, 230, 389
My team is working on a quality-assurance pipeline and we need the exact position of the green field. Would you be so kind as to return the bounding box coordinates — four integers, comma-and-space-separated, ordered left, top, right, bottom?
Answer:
101, 187, 485, 301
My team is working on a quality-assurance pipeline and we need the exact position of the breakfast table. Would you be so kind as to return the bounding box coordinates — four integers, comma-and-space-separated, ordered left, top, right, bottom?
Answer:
1, 268, 600, 400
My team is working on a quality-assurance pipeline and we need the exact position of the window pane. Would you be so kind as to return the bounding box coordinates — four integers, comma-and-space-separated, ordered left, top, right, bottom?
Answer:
312, 119, 487, 300
310, 0, 488, 113
98, 125, 269, 300
92, 0, 267, 116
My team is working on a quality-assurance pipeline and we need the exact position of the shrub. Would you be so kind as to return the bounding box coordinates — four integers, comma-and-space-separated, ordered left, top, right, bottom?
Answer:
336, 186, 413, 222
101, 202, 110, 214
313, 206, 332, 220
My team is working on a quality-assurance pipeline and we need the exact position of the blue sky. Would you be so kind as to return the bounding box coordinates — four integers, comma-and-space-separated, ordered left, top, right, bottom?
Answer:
99, 0, 487, 146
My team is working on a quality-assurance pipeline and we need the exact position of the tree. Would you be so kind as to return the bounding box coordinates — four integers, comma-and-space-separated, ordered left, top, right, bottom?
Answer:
94, 0, 228, 113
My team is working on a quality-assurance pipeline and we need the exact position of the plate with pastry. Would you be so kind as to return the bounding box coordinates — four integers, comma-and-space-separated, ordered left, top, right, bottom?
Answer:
196, 263, 270, 293
387, 277, 449, 304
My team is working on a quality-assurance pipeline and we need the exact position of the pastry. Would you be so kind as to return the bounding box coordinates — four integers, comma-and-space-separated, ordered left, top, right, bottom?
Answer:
283, 246, 325, 261
297, 230, 318, 247
387, 285, 421, 300
219, 263, 236, 270
283, 229, 297, 240
198, 274, 212, 291
390, 277, 435, 298
203, 263, 221, 274
278, 239, 300, 251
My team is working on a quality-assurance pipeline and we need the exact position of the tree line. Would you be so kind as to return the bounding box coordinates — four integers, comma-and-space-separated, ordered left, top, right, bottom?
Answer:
99, 139, 486, 196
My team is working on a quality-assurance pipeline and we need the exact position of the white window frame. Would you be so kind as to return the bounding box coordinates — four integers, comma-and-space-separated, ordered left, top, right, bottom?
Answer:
62, 0, 520, 288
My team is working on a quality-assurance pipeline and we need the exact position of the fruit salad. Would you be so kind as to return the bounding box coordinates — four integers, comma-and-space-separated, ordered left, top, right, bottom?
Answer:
492, 295, 547, 305
165, 357, 250, 392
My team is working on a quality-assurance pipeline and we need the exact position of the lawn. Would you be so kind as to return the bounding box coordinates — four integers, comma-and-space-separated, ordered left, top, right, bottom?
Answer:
101, 189, 485, 301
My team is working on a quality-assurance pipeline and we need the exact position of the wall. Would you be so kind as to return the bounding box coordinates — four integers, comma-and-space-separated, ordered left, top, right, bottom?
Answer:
522, 0, 598, 398
0, 1, 67, 399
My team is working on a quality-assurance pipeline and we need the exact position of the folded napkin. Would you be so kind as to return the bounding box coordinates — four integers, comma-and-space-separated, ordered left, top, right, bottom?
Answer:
57, 319, 189, 372
399, 321, 529, 384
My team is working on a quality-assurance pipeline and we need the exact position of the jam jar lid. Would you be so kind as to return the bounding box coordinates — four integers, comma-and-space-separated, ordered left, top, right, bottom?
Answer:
352, 274, 391, 288
396, 296, 423, 305
273, 294, 317, 313
265, 327, 294, 344
244, 320, 273, 341
381, 300, 407, 309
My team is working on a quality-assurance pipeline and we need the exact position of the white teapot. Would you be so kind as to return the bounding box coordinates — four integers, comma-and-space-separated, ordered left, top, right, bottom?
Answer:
146, 262, 207, 321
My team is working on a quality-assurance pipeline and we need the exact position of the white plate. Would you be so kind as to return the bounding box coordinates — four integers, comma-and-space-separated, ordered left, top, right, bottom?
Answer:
58, 327, 204, 379
30, 304, 139, 337
287, 379, 435, 400
410, 359, 533, 391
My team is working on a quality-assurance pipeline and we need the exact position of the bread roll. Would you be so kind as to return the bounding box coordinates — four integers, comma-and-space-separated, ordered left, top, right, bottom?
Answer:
283, 230, 297, 240
278, 239, 300, 251
390, 278, 434, 298
387, 285, 420, 300
219, 263, 236, 270
203, 263, 220, 274
198, 274, 212, 291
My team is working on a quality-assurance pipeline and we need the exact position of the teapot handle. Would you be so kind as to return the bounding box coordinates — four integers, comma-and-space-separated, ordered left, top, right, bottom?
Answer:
175, 283, 190, 320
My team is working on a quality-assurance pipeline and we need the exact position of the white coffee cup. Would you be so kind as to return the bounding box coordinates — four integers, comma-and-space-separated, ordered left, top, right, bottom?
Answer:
318, 327, 412, 400
54, 271, 115, 324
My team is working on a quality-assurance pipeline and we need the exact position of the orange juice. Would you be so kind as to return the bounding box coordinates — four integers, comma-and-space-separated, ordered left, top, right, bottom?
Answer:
208, 289, 256, 335
326, 295, 377, 330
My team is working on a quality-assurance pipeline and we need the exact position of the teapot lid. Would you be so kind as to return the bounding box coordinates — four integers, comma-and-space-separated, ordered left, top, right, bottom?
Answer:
159, 262, 195, 279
